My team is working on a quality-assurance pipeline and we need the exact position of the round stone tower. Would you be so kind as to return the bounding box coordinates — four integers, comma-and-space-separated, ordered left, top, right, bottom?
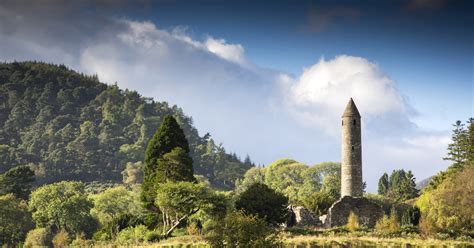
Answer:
341, 98, 362, 197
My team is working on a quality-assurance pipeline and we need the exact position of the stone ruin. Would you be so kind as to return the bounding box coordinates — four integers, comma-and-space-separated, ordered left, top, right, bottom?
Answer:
325, 196, 383, 228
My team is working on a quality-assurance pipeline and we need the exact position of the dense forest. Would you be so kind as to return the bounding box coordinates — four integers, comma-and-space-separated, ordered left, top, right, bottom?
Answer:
0, 61, 253, 189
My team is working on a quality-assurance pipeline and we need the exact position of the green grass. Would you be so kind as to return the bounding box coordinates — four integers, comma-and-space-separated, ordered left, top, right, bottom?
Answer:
283, 235, 474, 248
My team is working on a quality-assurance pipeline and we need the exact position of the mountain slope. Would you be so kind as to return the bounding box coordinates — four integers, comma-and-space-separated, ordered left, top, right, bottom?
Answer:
0, 61, 253, 189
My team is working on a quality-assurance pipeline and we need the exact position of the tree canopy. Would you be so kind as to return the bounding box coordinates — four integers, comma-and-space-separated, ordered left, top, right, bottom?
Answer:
235, 183, 289, 226
377, 169, 418, 202
28, 181, 96, 236
0, 194, 34, 245
0, 165, 35, 199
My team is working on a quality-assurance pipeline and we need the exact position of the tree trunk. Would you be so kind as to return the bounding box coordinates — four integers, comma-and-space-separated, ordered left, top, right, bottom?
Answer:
164, 209, 199, 238
165, 214, 189, 238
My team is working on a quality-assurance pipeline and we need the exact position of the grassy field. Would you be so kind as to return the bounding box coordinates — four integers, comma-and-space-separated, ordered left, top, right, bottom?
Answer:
102, 235, 474, 248
283, 236, 474, 248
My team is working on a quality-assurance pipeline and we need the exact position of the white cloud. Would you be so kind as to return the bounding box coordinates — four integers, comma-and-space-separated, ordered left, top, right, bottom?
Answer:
204, 37, 247, 66
282, 55, 407, 135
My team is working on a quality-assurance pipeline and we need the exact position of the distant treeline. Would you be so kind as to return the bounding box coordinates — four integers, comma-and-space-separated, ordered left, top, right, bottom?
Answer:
0, 61, 253, 189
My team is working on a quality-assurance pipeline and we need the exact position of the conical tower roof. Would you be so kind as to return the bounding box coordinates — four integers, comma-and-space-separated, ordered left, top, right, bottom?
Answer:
342, 98, 361, 117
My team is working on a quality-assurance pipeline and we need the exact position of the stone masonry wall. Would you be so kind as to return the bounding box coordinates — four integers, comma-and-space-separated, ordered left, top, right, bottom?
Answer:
326, 196, 384, 228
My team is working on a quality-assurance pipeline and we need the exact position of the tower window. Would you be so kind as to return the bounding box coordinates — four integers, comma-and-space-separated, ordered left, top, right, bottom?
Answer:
342, 120, 344, 126
351, 146, 354, 151
353, 120, 356, 125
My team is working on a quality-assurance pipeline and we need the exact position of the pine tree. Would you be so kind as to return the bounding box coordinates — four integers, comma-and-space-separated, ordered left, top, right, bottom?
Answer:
444, 120, 468, 166
141, 115, 194, 210
378, 173, 389, 195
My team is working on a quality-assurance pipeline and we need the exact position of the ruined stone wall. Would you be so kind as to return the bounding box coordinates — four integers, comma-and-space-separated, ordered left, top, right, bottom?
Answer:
326, 196, 384, 228
341, 115, 363, 197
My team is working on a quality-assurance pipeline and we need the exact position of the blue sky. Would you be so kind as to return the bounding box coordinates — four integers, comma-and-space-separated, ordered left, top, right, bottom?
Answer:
138, 0, 472, 130
0, 0, 472, 191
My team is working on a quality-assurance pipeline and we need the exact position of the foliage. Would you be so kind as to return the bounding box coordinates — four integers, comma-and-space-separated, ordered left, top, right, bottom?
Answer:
234, 166, 265, 195
321, 170, 341, 200
347, 212, 359, 232
264, 159, 308, 204
235, 183, 289, 226
115, 224, 151, 245
378, 173, 389, 195
425, 119, 473, 192
303, 191, 336, 216
0, 193, 34, 245
206, 211, 279, 248
264, 159, 340, 205
377, 169, 418, 201
155, 181, 223, 236
0, 165, 35, 199
122, 161, 143, 185
28, 181, 97, 236
52, 229, 70, 248
416, 163, 473, 236
142, 115, 195, 209
90, 186, 144, 225
0, 61, 252, 189
375, 208, 400, 236
444, 120, 470, 166
365, 193, 420, 226
24, 227, 53, 248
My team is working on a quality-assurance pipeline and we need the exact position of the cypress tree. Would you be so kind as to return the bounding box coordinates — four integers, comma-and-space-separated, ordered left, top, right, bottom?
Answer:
141, 115, 194, 210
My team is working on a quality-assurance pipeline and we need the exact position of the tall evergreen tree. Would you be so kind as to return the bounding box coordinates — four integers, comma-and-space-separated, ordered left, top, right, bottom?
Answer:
378, 169, 418, 201
141, 115, 194, 210
378, 172, 389, 195
443, 120, 469, 166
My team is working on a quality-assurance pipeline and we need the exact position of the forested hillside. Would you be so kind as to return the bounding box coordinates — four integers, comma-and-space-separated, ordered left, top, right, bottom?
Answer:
0, 61, 253, 189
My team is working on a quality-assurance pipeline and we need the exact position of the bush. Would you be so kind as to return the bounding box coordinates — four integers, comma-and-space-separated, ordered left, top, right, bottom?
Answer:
52, 229, 70, 248
70, 233, 94, 247
416, 163, 473, 236
235, 183, 289, 226
144, 230, 161, 242
206, 211, 280, 247
116, 225, 149, 245
187, 220, 202, 236
346, 211, 359, 232
375, 208, 400, 236
24, 228, 53, 248
303, 191, 336, 216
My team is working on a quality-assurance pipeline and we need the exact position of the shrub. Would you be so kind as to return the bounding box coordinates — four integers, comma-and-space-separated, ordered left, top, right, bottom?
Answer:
52, 229, 70, 248
375, 208, 400, 236
235, 183, 289, 226
416, 163, 473, 236
346, 211, 359, 232
116, 225, 149, 245
24, 228, 53, 248
144, 230, 161, 242
206, 211, 280, 247
70, 233, 93, 247
303, 190, 336, 216
187, 220, 201, 236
